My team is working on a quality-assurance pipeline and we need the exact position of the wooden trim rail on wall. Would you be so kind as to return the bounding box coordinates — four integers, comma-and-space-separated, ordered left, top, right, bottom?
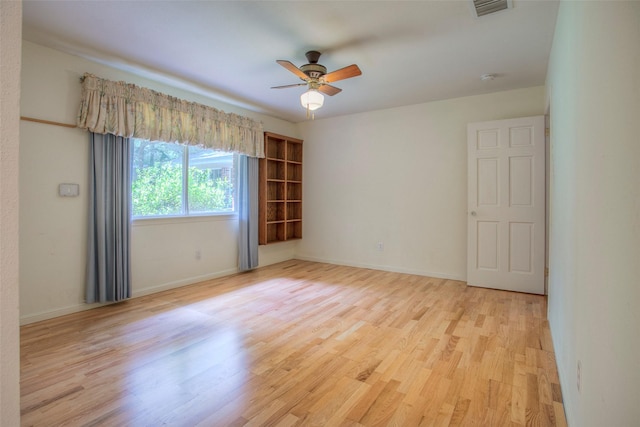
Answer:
20, 116, 77, 129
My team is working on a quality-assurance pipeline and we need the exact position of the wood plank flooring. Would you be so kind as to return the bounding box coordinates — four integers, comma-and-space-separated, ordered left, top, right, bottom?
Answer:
20, 260, 567, 426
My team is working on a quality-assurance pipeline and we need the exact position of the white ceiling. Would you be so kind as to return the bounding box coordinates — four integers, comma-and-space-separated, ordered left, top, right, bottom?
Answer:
22, 0, 559, 123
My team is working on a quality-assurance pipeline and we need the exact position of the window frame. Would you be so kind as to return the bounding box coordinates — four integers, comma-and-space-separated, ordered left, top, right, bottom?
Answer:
131, 139, 238, 220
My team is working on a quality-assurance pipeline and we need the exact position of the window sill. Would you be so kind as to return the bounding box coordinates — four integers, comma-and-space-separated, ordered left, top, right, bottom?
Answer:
132, 213, 238, 227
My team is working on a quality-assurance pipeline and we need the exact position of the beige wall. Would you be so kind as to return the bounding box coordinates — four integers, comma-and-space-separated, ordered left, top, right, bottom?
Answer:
19, 42, 299, 324
1, 1, 22, 424
546, 1, 640, 425
296, 87, 545, 279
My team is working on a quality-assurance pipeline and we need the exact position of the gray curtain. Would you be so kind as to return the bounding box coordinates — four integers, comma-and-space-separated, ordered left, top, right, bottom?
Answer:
238, 155, 259, 271
86, 132, 131, 303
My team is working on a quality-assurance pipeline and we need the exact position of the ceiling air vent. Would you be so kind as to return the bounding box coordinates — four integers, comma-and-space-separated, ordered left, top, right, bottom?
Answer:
471, 0, 513, 17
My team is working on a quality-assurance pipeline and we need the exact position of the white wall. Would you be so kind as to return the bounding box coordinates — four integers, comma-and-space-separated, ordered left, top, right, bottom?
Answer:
546, 2, 640, 426
0, 1, 22, 424
297, 87, 545, 280
19, 42, 299, 324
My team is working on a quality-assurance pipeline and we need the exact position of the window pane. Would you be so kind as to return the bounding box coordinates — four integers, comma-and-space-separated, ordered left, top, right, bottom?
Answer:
188, 146, 234, 214
132, 140, 184, 216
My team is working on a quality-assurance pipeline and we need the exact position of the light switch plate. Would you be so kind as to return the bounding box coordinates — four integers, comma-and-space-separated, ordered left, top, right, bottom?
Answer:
59, 183, 79, 197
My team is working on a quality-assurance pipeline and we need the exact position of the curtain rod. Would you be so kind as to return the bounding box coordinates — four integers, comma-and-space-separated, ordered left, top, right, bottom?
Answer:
21, 116, 77, 129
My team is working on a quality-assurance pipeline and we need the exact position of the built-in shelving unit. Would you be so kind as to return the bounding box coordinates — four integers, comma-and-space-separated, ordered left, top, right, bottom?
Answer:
259, 132, 303, 245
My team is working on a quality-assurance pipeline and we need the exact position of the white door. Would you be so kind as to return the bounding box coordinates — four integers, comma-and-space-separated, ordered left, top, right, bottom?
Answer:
467, 116, 545, 294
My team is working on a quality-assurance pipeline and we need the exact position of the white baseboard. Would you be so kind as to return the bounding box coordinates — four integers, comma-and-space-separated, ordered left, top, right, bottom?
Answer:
294, 255, 466, 282
549, 322, 573, 426
20, 268, 240, 325
20, 259, 464, 325
131, 268, 239, 298
20, 302, 109, 325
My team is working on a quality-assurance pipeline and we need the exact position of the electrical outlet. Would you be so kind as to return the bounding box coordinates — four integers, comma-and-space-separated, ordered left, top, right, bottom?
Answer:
577, 360, 582, 393
195, 249, 201, 260
376, 242, 384, 251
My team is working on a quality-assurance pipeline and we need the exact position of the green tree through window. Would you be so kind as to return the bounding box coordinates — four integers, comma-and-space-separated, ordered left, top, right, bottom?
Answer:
132, 139, 235, 217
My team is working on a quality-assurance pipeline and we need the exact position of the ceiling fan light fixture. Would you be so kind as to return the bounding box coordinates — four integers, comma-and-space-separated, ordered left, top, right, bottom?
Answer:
300, 89, 324, 111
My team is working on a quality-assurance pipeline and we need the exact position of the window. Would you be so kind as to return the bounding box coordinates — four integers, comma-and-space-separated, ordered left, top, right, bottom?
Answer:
131, 139, 235, 217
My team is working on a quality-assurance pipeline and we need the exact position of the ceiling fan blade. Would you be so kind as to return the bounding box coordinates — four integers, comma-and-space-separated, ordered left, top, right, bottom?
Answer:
323, 64, 362, 83
318, 84, 342, 96
276, 60, 309, 80
271, 83, 307, 89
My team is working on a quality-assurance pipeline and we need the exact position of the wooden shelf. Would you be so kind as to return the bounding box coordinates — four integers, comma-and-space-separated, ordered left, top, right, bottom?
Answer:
259, 132, 303, 245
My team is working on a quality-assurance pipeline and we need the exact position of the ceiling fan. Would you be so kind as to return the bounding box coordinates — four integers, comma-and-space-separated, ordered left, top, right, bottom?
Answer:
272, 50, 362, 114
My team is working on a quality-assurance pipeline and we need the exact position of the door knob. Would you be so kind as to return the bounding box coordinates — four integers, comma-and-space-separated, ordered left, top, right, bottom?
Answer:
470, 211, 477, 216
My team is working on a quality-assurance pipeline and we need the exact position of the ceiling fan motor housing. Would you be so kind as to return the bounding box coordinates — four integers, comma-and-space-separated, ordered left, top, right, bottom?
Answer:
300, 63, 327, 79
300, 50, 327, 79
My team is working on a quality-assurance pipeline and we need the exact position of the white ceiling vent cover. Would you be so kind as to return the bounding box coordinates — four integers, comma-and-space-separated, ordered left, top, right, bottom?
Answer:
471, 0, 513, 17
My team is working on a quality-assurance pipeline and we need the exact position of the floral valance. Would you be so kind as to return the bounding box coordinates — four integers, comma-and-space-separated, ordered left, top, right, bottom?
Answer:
76, 73, 264, 158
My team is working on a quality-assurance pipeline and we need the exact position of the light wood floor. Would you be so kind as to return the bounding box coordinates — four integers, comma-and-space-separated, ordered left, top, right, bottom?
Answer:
21, 260, 566, 426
